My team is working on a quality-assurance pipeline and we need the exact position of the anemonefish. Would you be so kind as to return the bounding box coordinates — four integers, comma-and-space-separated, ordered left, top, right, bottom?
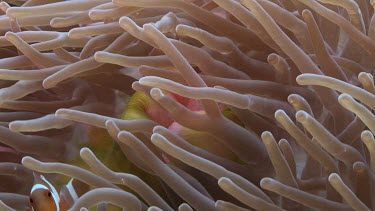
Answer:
123, 91, 242, 161
28, 174, 78, 211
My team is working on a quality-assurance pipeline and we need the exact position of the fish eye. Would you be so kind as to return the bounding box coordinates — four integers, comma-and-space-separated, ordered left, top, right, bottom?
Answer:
29, 197, 33, 204
47, 191, 52, 197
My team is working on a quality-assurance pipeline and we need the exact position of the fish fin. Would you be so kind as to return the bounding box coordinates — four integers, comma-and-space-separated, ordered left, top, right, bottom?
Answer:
66, 179, 79, 201
59, 178, 79, 209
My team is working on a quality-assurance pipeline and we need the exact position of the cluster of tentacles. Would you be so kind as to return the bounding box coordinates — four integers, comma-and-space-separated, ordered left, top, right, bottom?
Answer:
0, 0, 374, 210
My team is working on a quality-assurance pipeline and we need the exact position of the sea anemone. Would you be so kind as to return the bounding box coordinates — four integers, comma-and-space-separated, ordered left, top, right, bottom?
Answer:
0, 0, 374, 210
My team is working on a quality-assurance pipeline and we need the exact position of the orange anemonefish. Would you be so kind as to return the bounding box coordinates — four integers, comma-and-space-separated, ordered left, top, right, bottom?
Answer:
29, 175, 77, 211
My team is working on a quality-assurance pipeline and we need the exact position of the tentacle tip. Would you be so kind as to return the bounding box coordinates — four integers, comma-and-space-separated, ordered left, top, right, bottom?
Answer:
0, 2, 9, 7
274, 109, 286, 119
55, 109, 68, 118
143, 23, 156, 32
301, 9, 312, 18
278, 139, 288, 145
361, 130, 373, 140
137, 65, 149, 72
79, 147, 90, 156
338, 93, 352, 103
67, 30, 80, 39
150, 133, 162, 142
104, 119, 116, 128
21, 156, 34, 166
215, 200, 223, 208
138, 77, 150, 86
131, 81, 141, 91
295, 110, 309, 123
150, 133, 158, 141
94, 51, 105, 62
358, 72, 370, 79
150, 88, 163, 100
287, 94, 300, 104
328, 173, 340, 182
49, 20, 59, 27
295, 74, 312, 85
267, 53, 278, 64
217, 177, 230, 186
260, 177, 273, 188
8, 122, 19, 132
117, 130, 133, 140
175, 24, 184, 33
152, 125, 164, 133
42, 79, 56, 89
353, 161, 366, 172
50, 18, 67, 28
88, 10, 97, 19
119, 16, 132, 26
261, 131, 273, 140
4, 31, 16, 41
5, 8, 16, 17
